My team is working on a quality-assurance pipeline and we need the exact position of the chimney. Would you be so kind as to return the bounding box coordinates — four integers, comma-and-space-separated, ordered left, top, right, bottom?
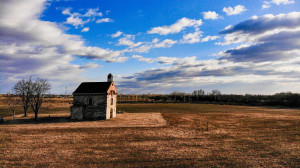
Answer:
107, 73, 113, 82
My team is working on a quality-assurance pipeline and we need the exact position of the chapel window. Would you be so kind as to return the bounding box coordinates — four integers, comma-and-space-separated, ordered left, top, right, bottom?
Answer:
88, 98, 93, 105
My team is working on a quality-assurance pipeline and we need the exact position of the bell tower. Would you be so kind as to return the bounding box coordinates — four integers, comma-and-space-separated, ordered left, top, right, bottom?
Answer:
107, 73, 113, 82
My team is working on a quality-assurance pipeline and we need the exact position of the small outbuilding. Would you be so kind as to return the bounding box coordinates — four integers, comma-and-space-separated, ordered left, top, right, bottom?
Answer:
70, 73, 117, 120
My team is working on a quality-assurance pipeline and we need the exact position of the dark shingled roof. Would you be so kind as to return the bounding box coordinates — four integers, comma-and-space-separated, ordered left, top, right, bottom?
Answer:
73, 82, 112, 94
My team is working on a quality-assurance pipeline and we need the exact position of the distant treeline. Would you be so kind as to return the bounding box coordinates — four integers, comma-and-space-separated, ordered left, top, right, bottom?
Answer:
117, 90, 300, 107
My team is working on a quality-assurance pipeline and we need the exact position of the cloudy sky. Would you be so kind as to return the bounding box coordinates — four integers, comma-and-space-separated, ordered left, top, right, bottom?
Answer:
1, 0, 300, 94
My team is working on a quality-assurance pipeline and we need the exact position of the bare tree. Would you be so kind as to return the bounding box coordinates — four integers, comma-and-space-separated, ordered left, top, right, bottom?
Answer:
30, 78, 51, 121
14, 77, 33, 117
4, 91, 20, 120
210, 89, 221, 101
193, 89, 205, 102
211, 90, 221, 96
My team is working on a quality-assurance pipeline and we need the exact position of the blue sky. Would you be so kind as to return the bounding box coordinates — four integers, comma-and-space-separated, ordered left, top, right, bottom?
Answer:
1, 0, 300, 94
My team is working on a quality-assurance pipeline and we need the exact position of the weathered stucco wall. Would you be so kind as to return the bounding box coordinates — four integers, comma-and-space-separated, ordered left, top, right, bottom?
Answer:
106, 94, 117, 119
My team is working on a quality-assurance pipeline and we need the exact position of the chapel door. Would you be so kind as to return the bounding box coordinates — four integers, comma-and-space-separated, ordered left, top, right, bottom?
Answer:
110, 108, 113, 118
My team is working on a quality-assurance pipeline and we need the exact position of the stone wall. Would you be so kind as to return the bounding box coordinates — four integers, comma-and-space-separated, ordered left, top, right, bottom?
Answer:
73, 94, 107, 106
83, 105, 106, 119
70, 106, 83, 120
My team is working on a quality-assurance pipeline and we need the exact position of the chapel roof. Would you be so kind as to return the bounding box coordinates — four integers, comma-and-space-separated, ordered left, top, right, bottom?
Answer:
73, 82, 113, 94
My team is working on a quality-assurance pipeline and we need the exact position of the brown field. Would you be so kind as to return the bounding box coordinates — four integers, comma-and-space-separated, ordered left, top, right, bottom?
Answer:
0, 102, 299, 167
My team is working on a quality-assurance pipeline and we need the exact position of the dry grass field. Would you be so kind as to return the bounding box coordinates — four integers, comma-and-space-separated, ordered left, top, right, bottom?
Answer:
0, 102, 299, 167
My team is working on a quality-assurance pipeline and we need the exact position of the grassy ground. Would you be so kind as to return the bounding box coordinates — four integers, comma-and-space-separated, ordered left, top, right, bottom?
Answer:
0, 103, 299, 167
0, 97, 72, 117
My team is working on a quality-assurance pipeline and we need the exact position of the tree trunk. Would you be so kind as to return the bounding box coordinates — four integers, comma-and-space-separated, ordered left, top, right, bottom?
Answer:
34, 111, 38, 121
23, 106, 28, 117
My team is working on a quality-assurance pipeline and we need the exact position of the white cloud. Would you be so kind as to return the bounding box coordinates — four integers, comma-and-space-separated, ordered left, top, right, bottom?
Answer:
153, 39, 177, 48
117, 35, 143, 48
0, 0, 127, 93
272, 0, 295, 5
132, 39, 177, 53
96, 18, 113, 23
132, 44, 153, 53
62, 8, 72, 15
132, 55, 142, 58
202, 11, 222, 20
223, 5, 247, 16
217, 12, 300, 64
263, 0, 295, 8
152, 38, 159, 43
62, 7, 103, 18
262, 4, 272, 9
147, 17, 202, 35
155, 57, 182, 64
105, 56, 129, 63
201, 35, 219, 42
121, 53, 300, 94
69, 46, 125, 60
119, 12, 300, 94
219, 12, 300, 45
62, 7, 105, 27
111, 31, 123, 38
65, 15, 89, 27
81, 27, 90, 32
180, 28, 203, 44
83, 8, 103, 17
180, 29, 219, 44
224, 25, 233, 30
131, 55, 154, 63
79, 62, 100, 69
131, 55, 198, 65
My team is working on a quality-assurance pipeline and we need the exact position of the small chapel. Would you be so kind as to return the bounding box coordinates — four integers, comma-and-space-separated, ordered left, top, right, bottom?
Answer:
70, 73, 117, 120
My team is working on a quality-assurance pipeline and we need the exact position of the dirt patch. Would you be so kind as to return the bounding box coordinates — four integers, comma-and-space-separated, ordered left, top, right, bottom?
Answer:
1, 113, 167, 129
234, 112, 299, 120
